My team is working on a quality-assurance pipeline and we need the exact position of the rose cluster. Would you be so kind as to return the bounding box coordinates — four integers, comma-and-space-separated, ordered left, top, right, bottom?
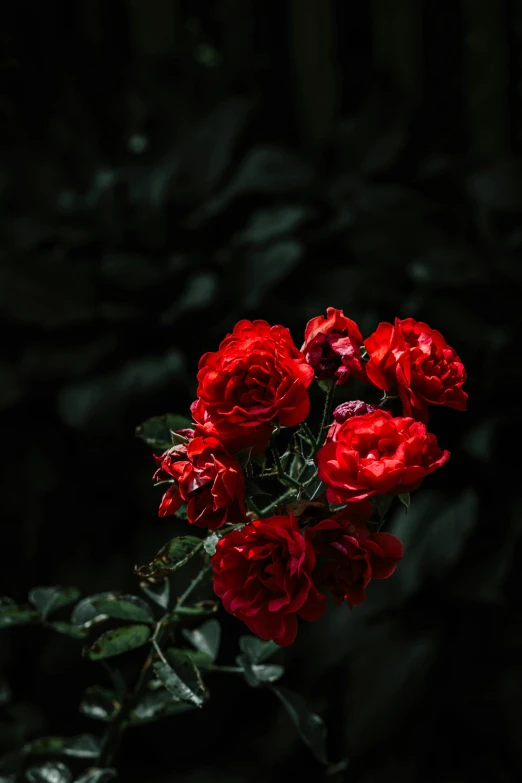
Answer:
153, 309, 467, 646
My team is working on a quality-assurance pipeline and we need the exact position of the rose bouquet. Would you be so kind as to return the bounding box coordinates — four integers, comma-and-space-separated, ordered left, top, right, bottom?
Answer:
0, 308, 466, 779
149, 310, 465, 646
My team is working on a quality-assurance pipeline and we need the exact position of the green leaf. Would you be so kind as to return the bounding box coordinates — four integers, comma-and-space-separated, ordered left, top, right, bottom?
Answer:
84, 624, 150, 661
245, 479, 270, 497
71, 593, 118, 628
0, 678, 11, 706
46, 622, 89, 640
174, 601, 218, 616
91, 594, 153, 623
130, 688, 194, 725
166, 647, 214, 671
79, 686, 119, 722
73, 769, 117, 783
135, 414, 193, 450
373, 494, 393, 522
153, 653, 208, 708
271, 686, 328, 765
0, 605, 38, 629
29, 587, 81, 621
25, 762, 72, 783
203, 533, 219, 556
317, 378, 334, 393
182, 619, 221, 661
239, 636, 279, 664
139, 578, 170, 610
237, 657, 284, 687
24, 735, 100, 760
398, 493, 410, 512
235, 447, 252, 469
135, 537, 202, 578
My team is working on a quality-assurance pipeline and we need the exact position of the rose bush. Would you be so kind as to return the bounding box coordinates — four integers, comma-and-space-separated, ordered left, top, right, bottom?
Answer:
364, 317, 468, 421
316, 409, 450, 503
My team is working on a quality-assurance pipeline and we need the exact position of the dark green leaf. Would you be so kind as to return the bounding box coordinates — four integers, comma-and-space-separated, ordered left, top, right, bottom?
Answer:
237, 657, 284, 687
135, 537, 202, 578
135, 414, 193, 450
61, 736, 100, 760
245, 480, 270, 497
317, 378, 334, 393
203, 533, 219, 557
91, 595, 153, 623
398, 493, 410, 512
139, 579, 170, 610
73, 769, 117, 783
24, 736, 100, 760
29, 587, 81, 620
80, 687, 119, 722
239, 636, 279, 664
271, 686, 328, 765
0, 678, 11, 706
175, 601, 218, 616
236, 204, 311, 245
373, 494, 393, 521
182, 619, 220, 661
166, 647, 214, 671
130, 688, 194, 724
235, 447, 252, 469
154, 652, 208, 707
25, 762, 72, 783
0, 605, 38, 629
46, 622, 89, 640
24, 738, 67, 756
71, 593, 118, 628
84, 625, 150, 661
243, 241, 303, 309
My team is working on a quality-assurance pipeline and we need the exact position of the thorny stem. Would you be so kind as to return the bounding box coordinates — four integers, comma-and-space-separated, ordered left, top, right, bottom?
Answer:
314, 385, 335, 454
259, 488, 295, 516
99, 562, 211, 767
271, 446, 301, 490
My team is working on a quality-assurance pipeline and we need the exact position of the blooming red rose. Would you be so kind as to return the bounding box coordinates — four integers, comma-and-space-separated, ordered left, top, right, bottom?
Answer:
193, 320, 313, 454
327, 400, 376, 442
306, 500, 403, 607
152, 430, 194, 517
301, 307, 364, 385
153, 434, 247, 530
364, 318, 467, 421
211, 513, 326, 646
316, 409, 449, 503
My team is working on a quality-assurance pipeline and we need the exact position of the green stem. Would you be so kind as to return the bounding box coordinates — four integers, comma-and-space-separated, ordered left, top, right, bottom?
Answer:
99, 562, 211, 767
271, 446, 301, 490
260, 488, 295, 516
208, 665, 243, 674
314, 385, 335, 453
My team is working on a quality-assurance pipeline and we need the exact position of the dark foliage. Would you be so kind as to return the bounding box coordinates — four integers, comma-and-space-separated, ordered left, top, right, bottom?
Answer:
1, 1, 521, 782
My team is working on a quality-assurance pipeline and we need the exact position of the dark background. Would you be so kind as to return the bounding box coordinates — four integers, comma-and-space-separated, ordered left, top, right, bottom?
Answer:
1, 1, 522, 781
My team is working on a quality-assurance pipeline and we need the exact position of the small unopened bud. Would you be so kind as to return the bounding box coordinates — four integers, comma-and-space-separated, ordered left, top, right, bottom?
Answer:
333, 401, 376, 423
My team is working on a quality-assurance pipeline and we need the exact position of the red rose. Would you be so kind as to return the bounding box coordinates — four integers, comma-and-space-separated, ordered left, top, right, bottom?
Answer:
193, 320, 313, 453
326, 400, 376, 442
316, 409, 449, 503
302, 307, 363, 385
153, 435, 247, 530
364, 318, 467, 421
152, 431, 193, 517
211, 513, 326, 646
306, 500, 403, 607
